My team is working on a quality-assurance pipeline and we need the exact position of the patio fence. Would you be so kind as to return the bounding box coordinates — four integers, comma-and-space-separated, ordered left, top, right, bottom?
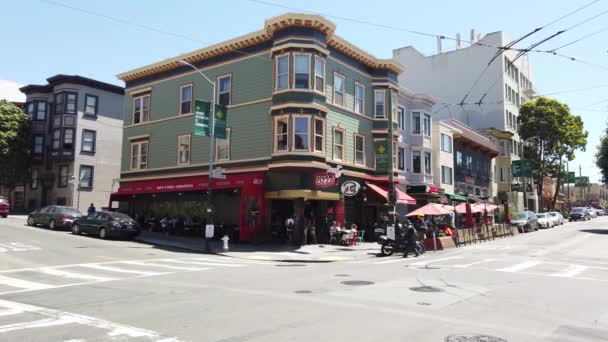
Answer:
453, 224, 516, 247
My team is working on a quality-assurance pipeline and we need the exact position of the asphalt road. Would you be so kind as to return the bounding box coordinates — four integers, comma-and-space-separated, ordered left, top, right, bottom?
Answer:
0, 216, 607, 342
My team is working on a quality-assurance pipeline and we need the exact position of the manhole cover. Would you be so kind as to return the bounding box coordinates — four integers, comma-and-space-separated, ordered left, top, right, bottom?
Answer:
417, 302, 431, 306
334, 274, 350, 277
294, 290, 312, 294
409, 286, 445, 292
275, 264, 306, 267
445, 335, 508, 342
341, 280, 374, 286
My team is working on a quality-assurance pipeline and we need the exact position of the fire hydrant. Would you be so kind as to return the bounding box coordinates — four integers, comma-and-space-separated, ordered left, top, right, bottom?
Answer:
221, 235, 230, 251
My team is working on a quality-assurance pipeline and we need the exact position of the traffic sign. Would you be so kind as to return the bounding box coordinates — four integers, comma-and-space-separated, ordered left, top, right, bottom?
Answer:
512, 159, 532, 177
574, 176, 589, 187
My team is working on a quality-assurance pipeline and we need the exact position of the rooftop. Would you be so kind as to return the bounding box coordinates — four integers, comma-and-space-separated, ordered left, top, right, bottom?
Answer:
20, 74, 124, 95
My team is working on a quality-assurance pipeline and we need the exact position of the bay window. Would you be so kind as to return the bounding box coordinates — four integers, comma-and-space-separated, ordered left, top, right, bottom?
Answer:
398, 106, 405, 130
294, 54, 310, 89
275, 116, 289, 152
412, 112, 421, 134
412, 151, 421, 174
54, 93, 64, 115
374, 90, 385, 118
423, 113, 431, 136
424, 152, 432, 174
275, 54, 289, 91
65, 93, 77, 114
63, 129, 74, 150
52, 130, 60, 150
314, 56, 325, 92
355, 82, 364, 114
333, 73, 345, 107
398, 147, 405, 170
36, 101, 47, 121
314, 118, 324, 153
293, 116, 310, 151
391, 92, 397, 123
31, 168, 39, 190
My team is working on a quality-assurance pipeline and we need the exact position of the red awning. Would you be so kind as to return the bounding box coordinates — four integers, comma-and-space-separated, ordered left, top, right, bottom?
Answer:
111, 172, 265, 198
365, 182, 416, 205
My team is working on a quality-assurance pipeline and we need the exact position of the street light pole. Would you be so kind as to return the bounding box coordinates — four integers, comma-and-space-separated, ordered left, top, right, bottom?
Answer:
179, 60, 216, 240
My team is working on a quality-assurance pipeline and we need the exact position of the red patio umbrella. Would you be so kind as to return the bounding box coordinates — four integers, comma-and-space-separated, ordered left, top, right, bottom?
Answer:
406, 203, 454, 217
503, 202, 510, 224
464, 202, 474, 228
455, 202, 482, 214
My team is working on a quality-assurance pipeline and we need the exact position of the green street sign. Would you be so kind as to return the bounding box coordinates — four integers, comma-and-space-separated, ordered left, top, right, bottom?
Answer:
374, 140, 389, 172
214, 104, 228, 139
194, 100, 210, 137
574, 176, 589, 187
561, 171, 576, 184
512, 159, 532, 177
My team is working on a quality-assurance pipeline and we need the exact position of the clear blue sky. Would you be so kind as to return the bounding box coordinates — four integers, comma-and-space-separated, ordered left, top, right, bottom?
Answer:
2, 0, 607, 182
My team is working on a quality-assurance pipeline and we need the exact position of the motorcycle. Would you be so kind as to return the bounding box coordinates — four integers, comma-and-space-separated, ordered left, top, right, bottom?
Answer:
377, 223, 425, 256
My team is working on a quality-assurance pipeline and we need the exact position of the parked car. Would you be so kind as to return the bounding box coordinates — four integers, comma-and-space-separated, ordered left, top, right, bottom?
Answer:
587, 207, 598, 218
536, 213, 554, 228
511, 211, 539, 233
72, 211, 140, 240
569, 207, 590, 221
0, 196, 10, 218
27, 205, 83, 230
548, 211, 564, 226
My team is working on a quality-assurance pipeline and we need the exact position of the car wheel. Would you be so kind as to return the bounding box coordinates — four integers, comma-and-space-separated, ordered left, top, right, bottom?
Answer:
99, 227, 107, 239
71, 224, 81, 235
27, 216, 35, 226
49, 220, 56, 230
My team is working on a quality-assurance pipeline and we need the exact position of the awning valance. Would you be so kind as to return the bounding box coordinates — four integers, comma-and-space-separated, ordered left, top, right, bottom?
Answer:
365, 182, 416, 205
265, 190, 340, 201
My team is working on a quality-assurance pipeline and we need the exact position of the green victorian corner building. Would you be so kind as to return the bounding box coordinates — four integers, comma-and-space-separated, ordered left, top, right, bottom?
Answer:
111, 13, 415, 242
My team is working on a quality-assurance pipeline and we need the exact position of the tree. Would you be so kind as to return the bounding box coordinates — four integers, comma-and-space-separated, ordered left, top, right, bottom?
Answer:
596, 122, 608, 184
0, 100, 32, 201
518, 97, 588, 209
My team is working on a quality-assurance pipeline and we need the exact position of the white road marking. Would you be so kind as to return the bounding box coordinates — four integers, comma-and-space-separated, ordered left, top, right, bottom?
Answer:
551, 264, 588, 278
451, 258, 498, 268
373, 257, 409, 264
160, 259, 244, 268
122, 261, 209, 271
38, 268, 116, 282
408, 256, 464, 267
77, 264, 164, 276
0, 308, 22, 317
0, 242, 40, 253
0, 274, 52, 290
497, 260, 542, 273
0, 316, 80, 333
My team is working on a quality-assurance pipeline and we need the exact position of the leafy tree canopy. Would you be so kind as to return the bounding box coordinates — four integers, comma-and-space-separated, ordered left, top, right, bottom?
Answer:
0, 100, 32, 190
596, 123, 608, 184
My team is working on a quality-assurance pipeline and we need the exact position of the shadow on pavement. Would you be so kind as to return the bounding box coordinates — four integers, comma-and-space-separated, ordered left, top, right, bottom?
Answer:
580, 229, 608, 235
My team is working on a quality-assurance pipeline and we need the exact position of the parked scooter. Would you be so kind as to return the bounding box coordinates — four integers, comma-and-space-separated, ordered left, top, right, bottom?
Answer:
378, 221, 425, 256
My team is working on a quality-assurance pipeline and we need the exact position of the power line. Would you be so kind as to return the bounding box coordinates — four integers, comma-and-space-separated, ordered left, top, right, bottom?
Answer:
548, 25, 608, 52
542, 0, 601, 28
534, 84, 608, 97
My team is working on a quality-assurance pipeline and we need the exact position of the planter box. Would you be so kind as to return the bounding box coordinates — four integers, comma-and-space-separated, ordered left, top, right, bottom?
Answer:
424, 236, 456, 251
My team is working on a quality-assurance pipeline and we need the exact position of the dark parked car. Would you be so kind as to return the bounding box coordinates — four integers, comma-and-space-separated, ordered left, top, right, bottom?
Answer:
72, 211, 140, 239
569, 207, 590, 221
511, 211, 539, 233
0, 196, 10, 218
27, 205, 82, 230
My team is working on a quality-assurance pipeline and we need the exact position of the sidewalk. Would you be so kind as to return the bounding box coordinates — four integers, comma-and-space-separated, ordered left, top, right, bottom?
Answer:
135, 231, 381, 263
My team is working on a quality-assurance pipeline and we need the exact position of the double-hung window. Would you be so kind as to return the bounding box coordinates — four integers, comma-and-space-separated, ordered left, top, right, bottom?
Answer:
84, 94, 98, 116
36, 101, 47, 121
217, 75, 231, 106
216, 128, 231, 161
177, 134, 191, 165
441, 133, 452, 153
133, 94, 151, 124
26, 102, 34, 119
398, 107, 405, 130
354, 134, 365, 165
314, 118, 324, 153
393, 142, 398, 170
79, 165, 94, 189
412, 151, 421, 173
63, 129, 74, 150
65, 93, 77, 114
31, 168, 39, 190
275, 116, 289, 152
81, 129, 96, 153
391, 92, 398, 123
58, 165, 69, 188
424, 152, 432, 174
333, 73, 345, 107
52, 130, 60, 150
293, 116, 310, 151
130, 140, 149, 170
398, 147, 405, 170
374, 90, 385, 118
423, 114, 431, 136
456, 151, 463, 167
442, 166, 453, 185
294, 54, 310, 89
354, 82, 364, 114
333, 128, 344, 161
314, 56, 325, 93
54, 93, 64, 115
276, 55, 289, 91
412, 112, 421, 134
180, 85, 192, 114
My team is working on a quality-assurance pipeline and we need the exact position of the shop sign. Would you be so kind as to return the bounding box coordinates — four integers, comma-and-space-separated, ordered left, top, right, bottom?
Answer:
374, 140, 389, 172
428, 186, 442, 193
313, 172, 337, 189
340, 181, 361, 197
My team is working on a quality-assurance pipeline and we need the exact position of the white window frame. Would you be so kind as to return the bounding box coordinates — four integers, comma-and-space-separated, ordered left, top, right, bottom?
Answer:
314, 56, 325, 93
424, 151, 432, 175
132, 94, 151, 125
177, 134, 191, 165
374, 89, 386, 119
391, 91, 398, 123
333, 127, 345, 161
292, 115, 310, 152
412, 111, 421, 134
354, 133, 365, 166
217, 74, 232, 106
275, 53, 290, 91
274, 115, 289, 152
130, 140, 149, 170
441, 133, 452, 153
398, 106, 405, 131
216, 128, 231, 161
293, 53, 311, 90
354, 81, 364, 114
423, 113, 431, 137
313, 118, 325, 153
412, 150, 422, 174
333, 72, 345, 107
179, 84, 193, 115
442, 166, 453, 185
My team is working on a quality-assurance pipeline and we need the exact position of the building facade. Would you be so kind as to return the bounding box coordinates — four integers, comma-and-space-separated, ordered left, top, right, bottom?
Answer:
431, 121, 456, 200
113, 13, 414, 242
392, 31, 534, 210
20, 75, 124, 212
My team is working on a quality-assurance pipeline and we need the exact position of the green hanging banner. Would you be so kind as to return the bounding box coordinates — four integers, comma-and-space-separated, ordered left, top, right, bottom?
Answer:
194, 100, 210, 137
375, 140, 389, 172
214, 104, 228, 139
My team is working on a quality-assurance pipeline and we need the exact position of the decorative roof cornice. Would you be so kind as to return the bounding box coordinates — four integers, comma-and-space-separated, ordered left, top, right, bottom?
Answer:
117, 13, 404, 82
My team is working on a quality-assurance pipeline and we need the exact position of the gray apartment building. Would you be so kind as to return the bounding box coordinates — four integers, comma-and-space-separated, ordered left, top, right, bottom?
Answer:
20, 75, 124, 212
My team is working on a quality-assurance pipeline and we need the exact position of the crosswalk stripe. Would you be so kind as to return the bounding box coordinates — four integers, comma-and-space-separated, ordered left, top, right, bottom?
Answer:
451, 258, 497, 268
160, 259, 244, 268
38, 268, 115, 282
408, 256, 463, 267
551, 264, 588, 278
122, 261, 208, 271
78, 264, 165, 276
370, 258, 406, 265
0, 308, 22, 317
0, 274, 52, 290
497, 260, 542, 272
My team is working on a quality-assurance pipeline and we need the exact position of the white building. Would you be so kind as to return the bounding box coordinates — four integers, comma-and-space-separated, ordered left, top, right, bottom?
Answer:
393, 31, 537, 211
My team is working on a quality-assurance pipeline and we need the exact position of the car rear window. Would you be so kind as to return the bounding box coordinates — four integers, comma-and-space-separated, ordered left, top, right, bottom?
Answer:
60, 208, 81, 215
109, 212, 132, 220
572, 208, 584, 213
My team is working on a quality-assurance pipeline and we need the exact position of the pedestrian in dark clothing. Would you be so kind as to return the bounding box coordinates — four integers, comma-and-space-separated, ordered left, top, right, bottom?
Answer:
87, 203, 96, 215
403, 224, 420, 258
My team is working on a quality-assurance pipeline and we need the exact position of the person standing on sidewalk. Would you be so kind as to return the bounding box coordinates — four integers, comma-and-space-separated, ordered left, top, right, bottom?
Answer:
87, 203, 96, 215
